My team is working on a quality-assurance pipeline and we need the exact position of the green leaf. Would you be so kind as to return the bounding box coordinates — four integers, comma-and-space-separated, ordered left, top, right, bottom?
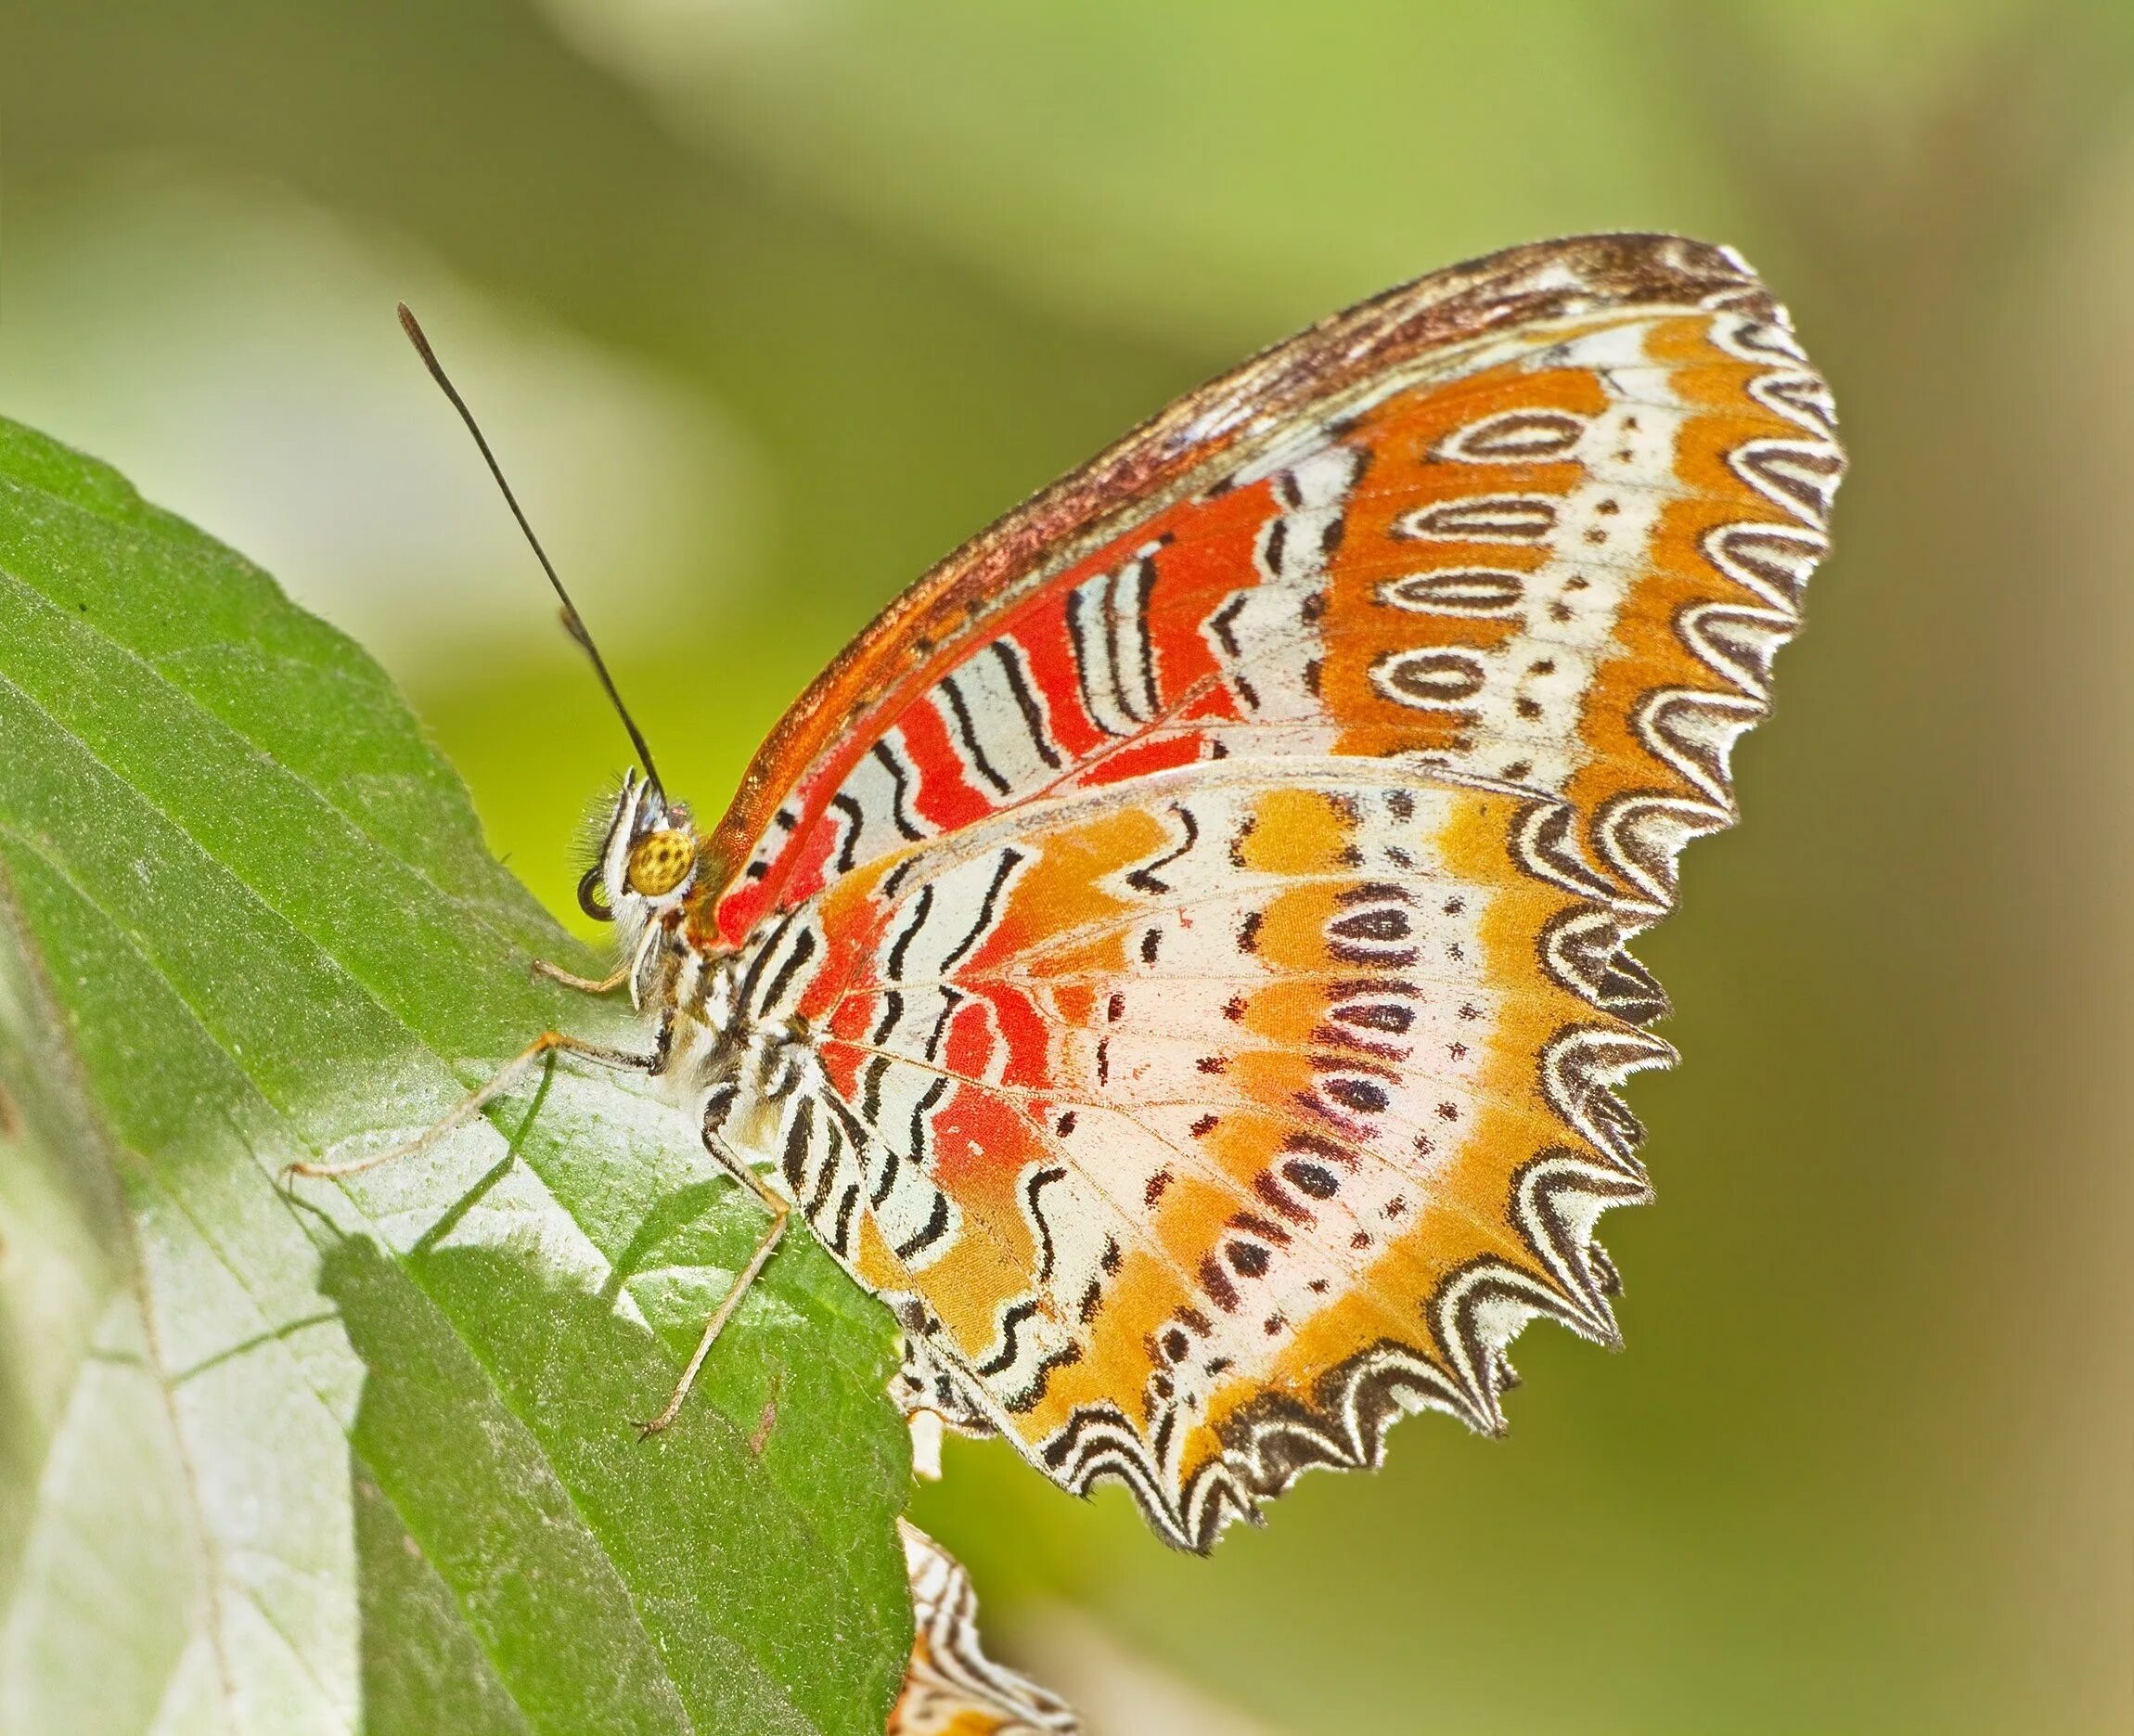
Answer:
0, 415, 914, 1735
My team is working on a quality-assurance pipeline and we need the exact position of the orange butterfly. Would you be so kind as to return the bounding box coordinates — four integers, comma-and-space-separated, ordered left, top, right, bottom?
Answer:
312, 232, 1839, 1722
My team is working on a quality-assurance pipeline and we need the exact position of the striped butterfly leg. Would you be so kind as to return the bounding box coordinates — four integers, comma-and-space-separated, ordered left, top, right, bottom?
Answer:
634, 1146, 791, 1439
280, 1029, 658, 1181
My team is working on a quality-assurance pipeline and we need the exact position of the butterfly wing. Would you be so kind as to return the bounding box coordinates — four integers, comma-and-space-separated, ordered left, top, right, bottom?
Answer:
690, 234, 1841, 1549
890, 1524, 1077, 1736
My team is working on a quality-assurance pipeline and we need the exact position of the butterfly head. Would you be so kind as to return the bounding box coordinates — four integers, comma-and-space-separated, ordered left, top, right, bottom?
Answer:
392, 306, 699, 935
579, 769, 701, 925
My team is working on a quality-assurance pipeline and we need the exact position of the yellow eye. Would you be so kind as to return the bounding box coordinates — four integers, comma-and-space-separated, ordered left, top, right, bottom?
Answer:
625, 829, 695, 897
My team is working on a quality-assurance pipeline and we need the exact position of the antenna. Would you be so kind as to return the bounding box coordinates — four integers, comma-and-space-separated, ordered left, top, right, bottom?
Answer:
396, 302, 664, 796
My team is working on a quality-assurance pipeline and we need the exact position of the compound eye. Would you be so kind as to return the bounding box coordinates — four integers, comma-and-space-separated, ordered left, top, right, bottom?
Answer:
625, 829, 695, 897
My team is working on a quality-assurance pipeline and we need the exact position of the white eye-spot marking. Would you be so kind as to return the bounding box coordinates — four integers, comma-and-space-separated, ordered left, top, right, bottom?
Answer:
1377, 568, 1526, 616
1434, 409, 1587, 463
1395, 496, 1558, 542
1371, 648, 1488, 709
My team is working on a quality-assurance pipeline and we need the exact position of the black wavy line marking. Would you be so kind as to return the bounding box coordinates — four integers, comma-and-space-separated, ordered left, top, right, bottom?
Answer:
935, 848, 1025, 975
1126, 803, 1200, 895
975, 1299, 1040, 1377
1025, 1165, 1068, 1283
734, 907, 800, 1018
872, 739, 928, 841
939, 672, 1011, 796
829, 791, 865, 872
989, 637, 1063, 770
884, 882, 936, 981
895, 1185, 952, 1263
754, 922, 817, 1019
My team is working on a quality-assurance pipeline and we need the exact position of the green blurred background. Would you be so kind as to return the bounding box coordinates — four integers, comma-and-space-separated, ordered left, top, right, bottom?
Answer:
5, 2, 2130, 1730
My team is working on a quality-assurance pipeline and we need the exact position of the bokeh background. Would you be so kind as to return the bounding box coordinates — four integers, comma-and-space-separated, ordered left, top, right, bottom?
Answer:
5, 2, 2130, 1730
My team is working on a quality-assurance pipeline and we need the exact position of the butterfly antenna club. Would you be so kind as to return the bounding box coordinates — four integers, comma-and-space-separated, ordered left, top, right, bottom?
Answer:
395, 302, 665, 795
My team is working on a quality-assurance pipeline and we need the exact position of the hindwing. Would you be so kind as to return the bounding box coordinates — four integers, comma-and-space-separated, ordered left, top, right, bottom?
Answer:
745, 764, 1658, 1547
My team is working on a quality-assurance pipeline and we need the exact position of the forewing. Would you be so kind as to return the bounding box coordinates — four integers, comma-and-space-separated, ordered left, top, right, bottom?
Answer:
697, 231, 1840, 967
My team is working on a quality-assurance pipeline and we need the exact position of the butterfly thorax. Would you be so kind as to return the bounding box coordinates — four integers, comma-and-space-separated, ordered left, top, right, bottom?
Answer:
625, 916, 803, 1119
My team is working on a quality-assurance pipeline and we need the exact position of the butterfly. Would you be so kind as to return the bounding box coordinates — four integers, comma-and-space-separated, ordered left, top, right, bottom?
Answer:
327, 233, 1838, 1629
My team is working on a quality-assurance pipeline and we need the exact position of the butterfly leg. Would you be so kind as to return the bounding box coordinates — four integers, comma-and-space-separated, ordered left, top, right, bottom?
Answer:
532, 958, 632, 994
534, 916, 664, 996
636, 1159, 791, 1438
282, 1030, 655, 1181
